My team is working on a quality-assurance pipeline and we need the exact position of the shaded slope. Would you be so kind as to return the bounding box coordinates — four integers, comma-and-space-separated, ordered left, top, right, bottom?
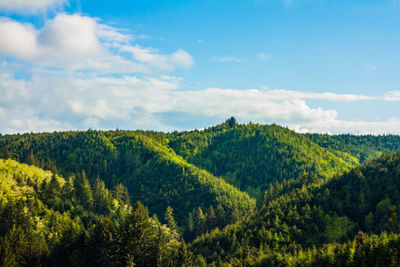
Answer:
305, 133, 400, 163
191, 150, 400, 264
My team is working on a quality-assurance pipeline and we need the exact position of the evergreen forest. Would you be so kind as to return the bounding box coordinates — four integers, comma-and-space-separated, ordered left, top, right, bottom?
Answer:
1, 118, 400, 266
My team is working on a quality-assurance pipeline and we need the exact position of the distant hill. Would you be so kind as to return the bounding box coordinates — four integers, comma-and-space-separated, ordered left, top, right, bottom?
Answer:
169, 119, 358, 197
305, 133, 400, 162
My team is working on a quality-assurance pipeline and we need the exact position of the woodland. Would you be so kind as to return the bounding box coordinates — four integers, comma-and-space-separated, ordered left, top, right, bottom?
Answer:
1, 117, 400, 266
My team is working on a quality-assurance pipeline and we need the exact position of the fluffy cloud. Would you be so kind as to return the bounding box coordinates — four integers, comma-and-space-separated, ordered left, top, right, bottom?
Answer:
0, 18, 38, 59
0, 14, 194, 73
121, 46, 194, 71
294, 118, 400, 135
0, 12, 398, 135
1, 65, 400, 135
0, 0, 64, 13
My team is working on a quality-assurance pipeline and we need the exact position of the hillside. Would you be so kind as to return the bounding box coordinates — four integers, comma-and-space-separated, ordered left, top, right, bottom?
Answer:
0, 158, 191, 266
169, 119, 358, 197
1, 121, 400, 266
0, 130, 255, 227
191, 150, 400, 265
305, 133, 400, 163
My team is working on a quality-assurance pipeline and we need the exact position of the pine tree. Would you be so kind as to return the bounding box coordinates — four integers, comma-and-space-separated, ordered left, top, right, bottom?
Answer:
164, 206, 178, 233
74, 170, 94, 209
93, 178, 111, 214
177, 241, 193, 266
119, 202, 156, 267
206, 205, 217, 231
90, 218, 122, 267
194, 207, 206, 235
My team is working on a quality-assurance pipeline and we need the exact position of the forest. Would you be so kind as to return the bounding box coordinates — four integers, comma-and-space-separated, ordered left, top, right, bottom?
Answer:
1, 118, 400, 266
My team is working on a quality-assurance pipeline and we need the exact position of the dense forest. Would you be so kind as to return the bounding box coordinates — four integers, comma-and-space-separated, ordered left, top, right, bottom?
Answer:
1, 118, 400, 266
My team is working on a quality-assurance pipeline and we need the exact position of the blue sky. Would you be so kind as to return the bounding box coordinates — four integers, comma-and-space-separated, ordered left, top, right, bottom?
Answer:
0, 0, 400, 134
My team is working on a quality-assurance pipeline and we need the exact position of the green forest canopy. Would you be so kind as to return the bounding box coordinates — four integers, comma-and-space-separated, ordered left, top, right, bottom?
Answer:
1, 120, 400, 266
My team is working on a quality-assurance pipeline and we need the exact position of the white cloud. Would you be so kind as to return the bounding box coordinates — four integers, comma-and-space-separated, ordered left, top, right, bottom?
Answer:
211, 57, 242, 63
173, 88, 338, 123
120, 45, 194, 71
264, 89, 375, 102
296, 118, 400, 135
170, 49, 195, 68
0, 0, 64, 13
0, 18, 38, 59
383, 91, 400, 101
0, 13, 398, 135
0, 14, 194, 73
1, 65, 399, 135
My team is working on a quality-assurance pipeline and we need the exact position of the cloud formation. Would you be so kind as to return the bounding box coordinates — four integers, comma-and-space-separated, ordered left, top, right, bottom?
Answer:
0, 14, 194, 73
0, 12, 398, 135
1, 62, 399, 135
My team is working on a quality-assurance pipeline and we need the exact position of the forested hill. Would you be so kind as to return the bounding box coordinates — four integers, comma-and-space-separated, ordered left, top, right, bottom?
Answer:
0, 158, 191, 266
1, 120, 399, 222
191, 150, 400, 265
168, 119, 358, 196
0, 130, 255, 228
305, 133, 400, 163
1, 120, 400, 266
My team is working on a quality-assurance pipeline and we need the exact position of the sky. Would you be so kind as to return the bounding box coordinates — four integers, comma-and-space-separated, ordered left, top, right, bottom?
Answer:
0, 0, 400, 134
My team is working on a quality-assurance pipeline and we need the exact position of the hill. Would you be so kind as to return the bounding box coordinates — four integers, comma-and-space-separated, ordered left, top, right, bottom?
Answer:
0, 130, 255, 227
305, 133, 400, 163
2, 120, 400, 266
0, 158, 193, 266
191, 150, 400, 265
168, 119, 358, 197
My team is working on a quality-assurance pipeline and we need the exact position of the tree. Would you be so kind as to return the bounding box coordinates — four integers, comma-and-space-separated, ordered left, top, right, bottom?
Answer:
164, 206, 178, 234
93, 178, 111, 214
206, 205, 217, 231
177, 241, 193, 267
194, 207, 206, 235
119, 202, 156, 267
74, 171, 94, 209
90, 218, 122, 267
226, 117, 237, 128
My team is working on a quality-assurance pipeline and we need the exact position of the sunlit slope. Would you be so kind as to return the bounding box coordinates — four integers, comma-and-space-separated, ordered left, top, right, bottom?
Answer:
0, 131, 255, 223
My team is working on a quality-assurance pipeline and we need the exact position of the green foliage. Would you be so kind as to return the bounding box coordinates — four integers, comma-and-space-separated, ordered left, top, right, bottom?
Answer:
324, 215, 356, 242
169, 123, 358, 196
191, 150, 400, 265
0, 130, 255, 229
0, 159, 186, 266
306, 133, 400, 162
2, 121, 400, 266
